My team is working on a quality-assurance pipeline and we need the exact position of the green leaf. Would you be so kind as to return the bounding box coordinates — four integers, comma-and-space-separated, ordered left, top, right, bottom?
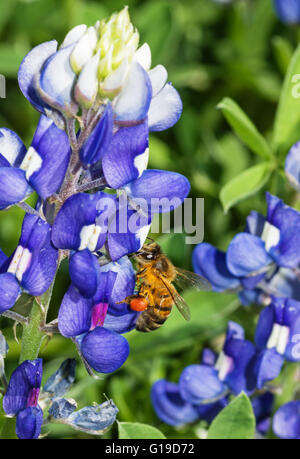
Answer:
118, 422, 166, 439
274, 44, 300, 151
218, 98, 272, 159
207, 393, 256, 440
220, 162, 272, 212
0, 44, 27, 77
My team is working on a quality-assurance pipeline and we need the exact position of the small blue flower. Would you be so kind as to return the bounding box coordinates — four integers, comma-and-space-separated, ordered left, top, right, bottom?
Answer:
178, 322, 256, 405
193, 193, 300, 305
3, 359, 43, 439
58, 259, 137, 373
255, 297, 300, 362
274, 0, 300, 24
0, 214, 58, 314
273, 401, 300, 439
0, 115, 70, 210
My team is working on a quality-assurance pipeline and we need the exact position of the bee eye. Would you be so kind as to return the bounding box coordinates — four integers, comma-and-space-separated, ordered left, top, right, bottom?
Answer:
146, 254, 153, 260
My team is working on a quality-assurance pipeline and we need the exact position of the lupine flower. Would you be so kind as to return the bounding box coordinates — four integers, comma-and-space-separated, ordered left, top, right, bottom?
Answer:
0, 115, 70, 210
0, 214, 58, 314
152, 348, 274, 433
245, 297, 300, 390
193, 193, 300, 305
178, 323, 256, 406
272, 401, 300, 439
274, 0, 300, 25
3, 359, 43, 439
58, 257, 137, 373
151, 349, 228, 427
18, 7, 182, 135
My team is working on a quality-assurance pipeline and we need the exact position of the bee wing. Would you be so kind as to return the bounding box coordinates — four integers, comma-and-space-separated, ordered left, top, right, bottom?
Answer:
174, 267, 211, 292
158, 275, 191, 321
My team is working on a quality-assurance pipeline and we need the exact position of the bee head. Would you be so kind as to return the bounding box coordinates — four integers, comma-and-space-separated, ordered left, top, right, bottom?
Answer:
135, 242, 161, 262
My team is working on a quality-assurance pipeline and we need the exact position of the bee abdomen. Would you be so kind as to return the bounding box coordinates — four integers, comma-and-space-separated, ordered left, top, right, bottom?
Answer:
136, 308, 167, 333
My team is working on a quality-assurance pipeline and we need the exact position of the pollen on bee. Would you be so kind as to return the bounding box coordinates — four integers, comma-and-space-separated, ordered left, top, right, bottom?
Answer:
130, 297, 148, 312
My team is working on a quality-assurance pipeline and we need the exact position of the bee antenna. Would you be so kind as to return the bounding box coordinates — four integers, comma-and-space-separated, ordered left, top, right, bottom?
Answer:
146, 236, 155, 243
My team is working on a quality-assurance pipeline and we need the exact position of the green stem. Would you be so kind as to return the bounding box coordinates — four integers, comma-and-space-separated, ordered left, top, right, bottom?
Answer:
19, 299, 45, 363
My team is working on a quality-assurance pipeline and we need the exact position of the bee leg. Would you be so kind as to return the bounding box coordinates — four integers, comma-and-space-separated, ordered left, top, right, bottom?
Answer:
116, 295, 139, 305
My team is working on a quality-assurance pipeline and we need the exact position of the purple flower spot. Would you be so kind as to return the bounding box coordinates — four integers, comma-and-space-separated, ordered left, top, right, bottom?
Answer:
91, 302, 108, 330
27, 388, 40, 407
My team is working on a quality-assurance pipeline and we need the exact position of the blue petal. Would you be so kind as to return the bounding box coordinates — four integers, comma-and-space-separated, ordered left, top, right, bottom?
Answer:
201, 348, 217, 367
0, 128, 26, 167
102, 121, 149, 189
79, 104, 113, 166
16, 406, 43, 439
49, 398, 77, 419
107, 203, 151, 261
97, 257, 135, 315
114, 62, 152, 122
18, 40, 58, 113
223, 335, 257, 394
148, 83, 182, 132
255, 303, 277, 350
124, 169, 190, 210
52, 192, 107, 250
103, 311, 138, 334
28, 119, 71, 199
266, 193, 300, 268
252, 392, 274, 435
179, 364, 227, 404
151, 380, 199, 426
69, 250, 100, 299
193, 243, 240, 292
0, 167, 32, 210
0, 273, 21, 313
285, 141, 300, 191
197, 398, 228, 424
249, 349, 284, 390
38, 44, 78, 116
18, 215, 58, 296
58, 285, 92, 338
0, 249, 7, 269
81, 327, 130, 373
273, 401, 300, 439
226, 233, 272, 277
268, 267, 300, 300
245, 211, 266, 237
274, 0, 300, 24
3, 359, 42, 415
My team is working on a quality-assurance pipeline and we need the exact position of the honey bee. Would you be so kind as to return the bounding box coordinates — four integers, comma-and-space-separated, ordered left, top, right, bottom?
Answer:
120, 242, 211, 332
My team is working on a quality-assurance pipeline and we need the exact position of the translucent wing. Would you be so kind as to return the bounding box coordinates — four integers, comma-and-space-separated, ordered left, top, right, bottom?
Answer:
158, 275, 191, 321
174, 267, 211, 292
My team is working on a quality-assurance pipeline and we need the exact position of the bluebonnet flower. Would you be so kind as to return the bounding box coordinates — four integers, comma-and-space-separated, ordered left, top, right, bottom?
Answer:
178, 322, 256, 405
274, 0, 300, 25
18, 7, 182, 137
0, 115, 70, 210
272, 401, 300, 439
151, 348, 228, 427
193, 193, 300, 305
3, 359, 43, 439
0, 214, 58, 314
58, 257, 137, 373
152, 346, 274, 434
245, 297, 300, 390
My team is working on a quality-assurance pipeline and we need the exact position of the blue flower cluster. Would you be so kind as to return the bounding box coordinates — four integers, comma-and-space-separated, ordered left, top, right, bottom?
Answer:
155, 190, 300, 438
152, 316, 300, 437
2, 357, 118, 439
193, 193, 300, 306
0, 8, 190, 379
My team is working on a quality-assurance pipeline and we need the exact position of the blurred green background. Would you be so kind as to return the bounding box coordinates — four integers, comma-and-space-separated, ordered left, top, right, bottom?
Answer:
0, 0, 298, 438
